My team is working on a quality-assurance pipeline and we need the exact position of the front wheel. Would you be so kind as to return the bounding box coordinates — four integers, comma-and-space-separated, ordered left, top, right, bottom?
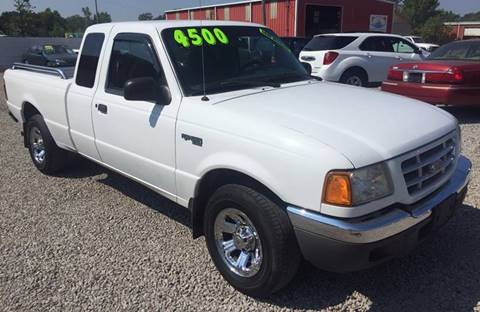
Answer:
204, 184, 301, 297
26, 114, 68, 174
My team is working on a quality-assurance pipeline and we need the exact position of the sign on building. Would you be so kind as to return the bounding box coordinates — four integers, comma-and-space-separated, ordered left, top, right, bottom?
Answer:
370, 15, 388, 32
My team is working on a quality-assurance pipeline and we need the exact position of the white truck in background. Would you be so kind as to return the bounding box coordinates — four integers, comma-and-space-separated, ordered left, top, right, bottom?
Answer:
404, 35, 440, 53
3, 21, 471, 297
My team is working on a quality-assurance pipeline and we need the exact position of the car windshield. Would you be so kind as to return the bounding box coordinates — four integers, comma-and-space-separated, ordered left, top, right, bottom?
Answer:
162, 26, 310, 96
42, 45, 74, 55
428, 40, 480, 61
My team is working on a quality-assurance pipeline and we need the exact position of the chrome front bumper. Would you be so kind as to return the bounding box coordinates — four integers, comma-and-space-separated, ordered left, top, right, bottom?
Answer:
288, 155, 472, 244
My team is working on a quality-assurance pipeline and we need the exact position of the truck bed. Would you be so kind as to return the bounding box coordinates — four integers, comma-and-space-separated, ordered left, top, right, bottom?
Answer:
4, 64, 75, 150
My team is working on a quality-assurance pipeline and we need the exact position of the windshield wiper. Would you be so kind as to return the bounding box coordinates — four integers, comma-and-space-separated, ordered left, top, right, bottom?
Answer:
220, 78, 281, 89
267, 72, 320, 83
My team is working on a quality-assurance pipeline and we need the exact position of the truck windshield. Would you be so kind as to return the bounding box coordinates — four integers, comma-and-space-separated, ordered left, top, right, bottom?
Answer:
162, 26, 310, 96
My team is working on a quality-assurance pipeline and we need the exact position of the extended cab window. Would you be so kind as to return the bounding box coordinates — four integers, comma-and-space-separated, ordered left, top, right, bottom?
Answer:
106, 33, 166, 95
76, 33, 105, 88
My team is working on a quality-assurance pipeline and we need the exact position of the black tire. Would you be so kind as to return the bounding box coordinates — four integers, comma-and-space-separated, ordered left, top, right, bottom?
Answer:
204, 184, 301, 297
26, 114, 68, 174
340, 68, 368, 87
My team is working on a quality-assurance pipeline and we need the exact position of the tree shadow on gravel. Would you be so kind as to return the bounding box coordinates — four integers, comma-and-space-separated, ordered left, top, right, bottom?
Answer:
55, 155, 105, 179
53, 156, 192, 228
95, 169, 191, 229
263, 204, 480, 311
442, 106, 480, 125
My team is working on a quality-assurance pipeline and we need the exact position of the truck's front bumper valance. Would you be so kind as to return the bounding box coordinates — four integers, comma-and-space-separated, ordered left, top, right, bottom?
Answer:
287, 155, 471, 272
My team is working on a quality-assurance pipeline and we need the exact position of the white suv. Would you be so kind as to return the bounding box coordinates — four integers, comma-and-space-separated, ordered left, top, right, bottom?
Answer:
299, 33, 425, 87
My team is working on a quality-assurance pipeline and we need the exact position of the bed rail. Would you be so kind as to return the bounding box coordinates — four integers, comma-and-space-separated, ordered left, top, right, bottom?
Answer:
11, 63, 70, 79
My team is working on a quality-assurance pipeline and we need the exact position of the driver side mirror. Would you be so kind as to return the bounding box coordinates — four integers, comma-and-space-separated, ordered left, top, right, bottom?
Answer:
124, 77, 171, 106
301, 62, 312, 75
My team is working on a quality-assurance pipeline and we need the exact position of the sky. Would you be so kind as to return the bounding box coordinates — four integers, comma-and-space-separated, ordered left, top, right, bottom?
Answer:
0, 0, 477, 22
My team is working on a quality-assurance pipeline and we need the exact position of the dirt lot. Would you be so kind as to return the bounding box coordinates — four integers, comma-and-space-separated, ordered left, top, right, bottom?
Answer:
1, 73, 479, 311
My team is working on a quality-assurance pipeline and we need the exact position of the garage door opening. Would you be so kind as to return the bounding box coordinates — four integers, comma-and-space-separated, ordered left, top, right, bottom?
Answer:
305, 5, 342, 37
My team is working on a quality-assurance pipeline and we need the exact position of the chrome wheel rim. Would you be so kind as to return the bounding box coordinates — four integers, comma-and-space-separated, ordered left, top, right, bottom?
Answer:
214, 208, 263, 277
30, 126, 46, 164
346, 76, 362, 86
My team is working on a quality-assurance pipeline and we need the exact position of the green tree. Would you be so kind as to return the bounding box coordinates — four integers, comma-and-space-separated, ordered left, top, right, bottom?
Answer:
65, 14, 86, 33
14, 0, 35, 36
461, 11, 480, 21
0, 11, 21, 36
82, 7, 93, 26
138, 12, 153, 20
95, 11, 112, 23
398, 0, 440, 32
420, 13, 455, 44
36, 8, 67, 37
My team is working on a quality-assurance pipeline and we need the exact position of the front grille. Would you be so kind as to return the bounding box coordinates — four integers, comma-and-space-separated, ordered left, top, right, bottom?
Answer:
401, 135, 457, 195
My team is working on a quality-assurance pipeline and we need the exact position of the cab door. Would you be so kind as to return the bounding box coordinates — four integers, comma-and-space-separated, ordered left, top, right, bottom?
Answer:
66, 32, 108, 160
91, 26, 180, 200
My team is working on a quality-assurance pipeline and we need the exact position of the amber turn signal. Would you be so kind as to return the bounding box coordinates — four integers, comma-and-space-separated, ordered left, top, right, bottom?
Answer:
323, 172, 352, 206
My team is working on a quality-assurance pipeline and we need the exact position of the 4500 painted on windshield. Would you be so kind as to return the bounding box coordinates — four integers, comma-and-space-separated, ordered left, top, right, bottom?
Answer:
174, 28, 229, 47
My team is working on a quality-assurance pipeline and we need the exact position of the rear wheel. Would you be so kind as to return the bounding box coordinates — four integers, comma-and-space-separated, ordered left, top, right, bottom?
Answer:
204, 184, 301, 297
26, 114, 68, 174
340, 68, 368, 87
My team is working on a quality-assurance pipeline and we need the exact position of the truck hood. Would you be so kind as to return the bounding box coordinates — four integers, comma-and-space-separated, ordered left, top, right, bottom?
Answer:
210, 82, 457, 167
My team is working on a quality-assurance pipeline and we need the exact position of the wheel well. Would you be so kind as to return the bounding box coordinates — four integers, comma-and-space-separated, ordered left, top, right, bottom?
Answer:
190, 169, 285, 239
341, 66, 368, 82
22, 102, 41, 147
22, 102, 41, 122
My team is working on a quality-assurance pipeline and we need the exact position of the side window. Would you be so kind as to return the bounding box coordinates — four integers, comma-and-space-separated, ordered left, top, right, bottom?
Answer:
360, 37, 382, 52
76, 33, 105, 88
393, 38, 416, 53
360, 37, 394, 52
106, 33, 166, 96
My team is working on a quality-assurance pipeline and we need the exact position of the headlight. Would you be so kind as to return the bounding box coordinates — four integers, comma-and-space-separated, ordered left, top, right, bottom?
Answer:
323, 163, 393, 207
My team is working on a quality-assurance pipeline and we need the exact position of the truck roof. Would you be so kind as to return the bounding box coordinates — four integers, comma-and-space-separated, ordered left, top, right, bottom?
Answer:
86, 20, 264, 33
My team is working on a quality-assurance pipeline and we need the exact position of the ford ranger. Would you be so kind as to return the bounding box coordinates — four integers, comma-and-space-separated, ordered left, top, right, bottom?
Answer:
3, 21, 471, 297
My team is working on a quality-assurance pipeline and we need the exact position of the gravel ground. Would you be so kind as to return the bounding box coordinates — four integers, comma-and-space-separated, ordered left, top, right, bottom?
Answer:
0, 73, 479, 311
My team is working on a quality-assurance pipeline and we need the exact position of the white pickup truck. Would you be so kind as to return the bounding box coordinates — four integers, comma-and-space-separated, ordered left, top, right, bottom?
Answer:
3, 21, 471, 297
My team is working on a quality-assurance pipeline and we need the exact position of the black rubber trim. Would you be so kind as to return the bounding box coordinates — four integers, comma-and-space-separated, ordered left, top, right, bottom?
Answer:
8, 111, 18, 123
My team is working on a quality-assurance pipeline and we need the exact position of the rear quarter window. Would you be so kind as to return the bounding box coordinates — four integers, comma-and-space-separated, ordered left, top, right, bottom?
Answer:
76, 33, 105, 88
303, 36, 358, 51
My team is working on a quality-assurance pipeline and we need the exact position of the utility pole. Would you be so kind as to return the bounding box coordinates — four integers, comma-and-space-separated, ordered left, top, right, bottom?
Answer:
94, 0, 99, 23
262, 0, 266, 26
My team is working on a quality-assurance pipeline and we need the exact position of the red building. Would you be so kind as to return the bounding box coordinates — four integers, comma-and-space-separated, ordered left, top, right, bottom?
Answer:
165, 0, 394, 37
444, 22, 480, 40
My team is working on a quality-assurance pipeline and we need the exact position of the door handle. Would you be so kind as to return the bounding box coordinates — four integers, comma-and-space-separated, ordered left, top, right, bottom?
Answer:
96, 104, 108, 114
396, 56, 403, 60
366, 53, 372, 59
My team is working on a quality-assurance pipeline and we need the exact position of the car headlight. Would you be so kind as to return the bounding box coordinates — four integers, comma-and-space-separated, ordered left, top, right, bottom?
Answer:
323, 163, 393, 207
